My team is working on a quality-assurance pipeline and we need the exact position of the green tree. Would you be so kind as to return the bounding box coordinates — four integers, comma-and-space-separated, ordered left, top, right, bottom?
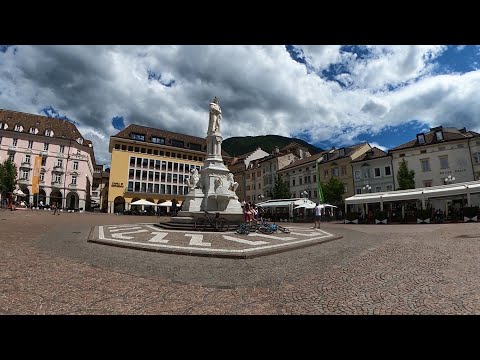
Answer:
0, 159, 18, 204
322, 177, 345, 204
273, 174, 290, 199
397, 159, 415, 189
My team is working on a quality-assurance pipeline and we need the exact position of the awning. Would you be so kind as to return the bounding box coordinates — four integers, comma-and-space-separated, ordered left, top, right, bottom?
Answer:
345, 180, 480, 205
258, 200, 295, 207
130, 199, 157, 206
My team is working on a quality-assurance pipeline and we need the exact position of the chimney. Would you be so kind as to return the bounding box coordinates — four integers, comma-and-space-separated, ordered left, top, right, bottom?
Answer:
274, 146, 279, 154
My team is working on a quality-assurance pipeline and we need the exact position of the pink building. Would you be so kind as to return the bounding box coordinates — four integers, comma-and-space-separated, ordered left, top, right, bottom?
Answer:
0, 109, 97, 210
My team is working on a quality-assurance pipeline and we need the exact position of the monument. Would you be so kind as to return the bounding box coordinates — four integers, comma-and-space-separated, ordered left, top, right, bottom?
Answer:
179, 96, 243, 218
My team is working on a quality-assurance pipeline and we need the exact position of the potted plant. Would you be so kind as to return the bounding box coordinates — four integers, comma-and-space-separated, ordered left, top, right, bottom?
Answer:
415, 209, 431, 224
462, 206, 478, 222
345, 211, 360, 224
375, 210, 388, 224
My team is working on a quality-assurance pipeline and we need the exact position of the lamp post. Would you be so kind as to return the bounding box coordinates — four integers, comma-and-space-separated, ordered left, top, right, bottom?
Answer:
444, 175, 456, 184
362, 184, 372, 193
316, 156, 324, 205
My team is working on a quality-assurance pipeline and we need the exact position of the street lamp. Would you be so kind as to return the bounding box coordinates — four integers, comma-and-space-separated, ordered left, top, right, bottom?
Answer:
258, 194, 265, 202
445, 175, 456, 184
362, 184, 372, 193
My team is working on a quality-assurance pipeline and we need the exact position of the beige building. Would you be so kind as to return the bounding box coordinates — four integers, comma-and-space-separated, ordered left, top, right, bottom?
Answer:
317, 143, 371, 201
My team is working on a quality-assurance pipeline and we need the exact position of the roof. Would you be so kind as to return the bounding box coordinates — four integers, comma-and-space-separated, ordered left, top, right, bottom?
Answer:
0, 108, 98, 166
0, 109, 85, 142
389, 126, 479, 152
345, 180, 480, 204
320, 142, 368, 164
278, 151, 327, 172
351, 147, 389, 163
113, 124, 231, 157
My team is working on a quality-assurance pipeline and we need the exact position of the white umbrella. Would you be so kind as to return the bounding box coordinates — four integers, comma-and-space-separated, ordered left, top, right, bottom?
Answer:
13, 188, 26, 196
294, 203, 316, 209
319, 204, 338, 209
157, 201, 172, 207
130, 199, 157, 206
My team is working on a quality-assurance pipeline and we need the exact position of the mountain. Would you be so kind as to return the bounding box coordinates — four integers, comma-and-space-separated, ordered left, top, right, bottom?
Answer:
222, 135, 322, 157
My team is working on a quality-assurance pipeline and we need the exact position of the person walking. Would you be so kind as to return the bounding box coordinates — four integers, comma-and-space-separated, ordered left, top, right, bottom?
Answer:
53, 202, 60, 215
313, 203, 321, 229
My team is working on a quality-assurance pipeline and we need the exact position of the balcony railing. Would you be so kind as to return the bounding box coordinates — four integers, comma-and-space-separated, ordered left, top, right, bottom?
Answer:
68, 183, 77, 188
40, 150, 48, 157
51, 181, 62, 186
20, 161, 32, 169
53, 166, 64, 173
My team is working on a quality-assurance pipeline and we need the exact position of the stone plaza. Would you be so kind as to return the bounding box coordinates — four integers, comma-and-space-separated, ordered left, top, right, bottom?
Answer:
2, 209, 480, 314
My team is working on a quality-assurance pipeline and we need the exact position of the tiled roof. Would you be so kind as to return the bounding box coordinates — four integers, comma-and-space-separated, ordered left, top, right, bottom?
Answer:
389, 127, 479, 152
351, 147, 389, 163
0, 109, 84, 142
278, 151, 327, 171
112, 124, 231, 157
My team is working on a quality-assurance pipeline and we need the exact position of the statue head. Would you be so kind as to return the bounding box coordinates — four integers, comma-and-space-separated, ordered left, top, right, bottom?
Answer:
227, 173, 234, 181
213, 96, 219, 104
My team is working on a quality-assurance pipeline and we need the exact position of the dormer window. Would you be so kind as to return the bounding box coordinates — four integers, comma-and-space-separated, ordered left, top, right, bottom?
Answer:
29, 127, 37, 134
338, 148, 345, 157
151, 136, 165, 144
77, 138, 84, 145
0, 122, 7, 130
417, 133, 426, 144
131, 133, 145, 141
14, 124, 22, 132
435, 130, 444, 141
45, 129, 52, 136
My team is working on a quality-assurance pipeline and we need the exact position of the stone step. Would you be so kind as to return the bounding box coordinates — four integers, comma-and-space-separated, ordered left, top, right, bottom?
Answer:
154, 222, 238, 231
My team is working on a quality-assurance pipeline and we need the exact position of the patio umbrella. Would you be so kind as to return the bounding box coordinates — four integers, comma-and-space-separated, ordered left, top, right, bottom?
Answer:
130, 199, 157, 206
294, 203, 316, 209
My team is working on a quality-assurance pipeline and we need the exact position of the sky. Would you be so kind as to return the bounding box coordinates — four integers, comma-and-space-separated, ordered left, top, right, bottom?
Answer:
1, 45, 480, 165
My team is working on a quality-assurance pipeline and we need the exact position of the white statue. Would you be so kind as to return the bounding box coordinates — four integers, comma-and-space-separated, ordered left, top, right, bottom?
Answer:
227, 173, 239, 193
187, 168, 201, 189
208, 96, 222, 134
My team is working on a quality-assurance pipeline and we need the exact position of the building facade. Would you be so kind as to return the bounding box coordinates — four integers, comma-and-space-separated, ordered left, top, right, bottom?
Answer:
0, 109, 95, 210
317, 143, 372, 201
351, 147, 394, 195
107, 124, 231, 213
91, 164, 110, 211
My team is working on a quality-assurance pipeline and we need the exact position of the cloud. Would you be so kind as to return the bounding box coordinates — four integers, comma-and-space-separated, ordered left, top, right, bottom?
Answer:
369, 142, 388, 152
0, 45, 478, 167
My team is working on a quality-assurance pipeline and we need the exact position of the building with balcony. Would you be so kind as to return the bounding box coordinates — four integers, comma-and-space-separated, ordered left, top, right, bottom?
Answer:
0, 109, 97, 210
91, 164, 110, 211
107, 124, 231, 213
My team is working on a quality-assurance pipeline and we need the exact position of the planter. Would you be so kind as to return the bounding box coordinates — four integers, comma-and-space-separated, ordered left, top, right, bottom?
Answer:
375, 219, 387, 224
464, 216, 478, 223
417, 218, 430, 224
345, 219, 358, 224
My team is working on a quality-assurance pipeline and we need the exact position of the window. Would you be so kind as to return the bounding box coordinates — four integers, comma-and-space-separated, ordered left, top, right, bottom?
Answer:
313, 174, 316, 182
21, 170, 29, 180
73, 161, 79, 170
15, 124, 21, 131
292, 179, 295, 186
143, 158, 148, 168
134, 147, 140, 153
13, 138, 18, 146
130, 157, 136, 166
25, 155, 31, 164
375, 186, 382, 192
363, 168, 370, 179
341, 165, 347, 176
439, 155, 449, 169
420, 159, 430, 172
41, 157, 46, 166
122, 145, 127, 151
129, 169, 134, 179
28, 140, 33, 149
40, 172, 45, 182
136, 158, 142, 167
71, 175, 77, 185
56, 159, 63, 168
473, 152, 480, 164
152, 136, 165, 144
147, 148, 152, 154
374, 168, 381, 177
131, 133, 145, 141
140, 147, 146, 153
60, 145, 65, 153
128, 146, 133, 152
142, 170, 147, 180
54, 174, 62, 183
0, 137, 2, 145
384, 166, 391, 176
29, 127, 36, 134
128, 181, 134, 192
171, 139, 184, 148
150, 159, 155, 169
114, 144, 120, 150
8, 153, 14, 162
356, 188, 362, 195
45, 129, 51, 136
435, 130, 444, 141
417, 133, 425, 144
44, 143, 49, 151
141, 183, 147, 193
332, 167, 339, 177
153, 150, 158, 155
386, 185, 393, 191
354, 170, 361, 180
424, 180, 432, 187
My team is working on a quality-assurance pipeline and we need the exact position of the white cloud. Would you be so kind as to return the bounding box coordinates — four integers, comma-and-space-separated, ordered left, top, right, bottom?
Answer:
369, 142, 388, 152
0, 45, 478, 167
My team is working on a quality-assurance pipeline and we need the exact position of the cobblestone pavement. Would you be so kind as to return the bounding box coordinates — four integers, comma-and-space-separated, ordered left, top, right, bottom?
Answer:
2, 209, 480, 314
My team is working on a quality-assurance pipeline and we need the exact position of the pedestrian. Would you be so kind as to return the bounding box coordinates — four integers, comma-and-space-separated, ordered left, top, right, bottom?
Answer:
53, 202, 60, 215
313, 203, 321, 229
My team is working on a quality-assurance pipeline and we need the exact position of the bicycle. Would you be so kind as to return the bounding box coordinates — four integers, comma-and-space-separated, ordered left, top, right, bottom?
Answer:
276, 224, 291, 234
194, 210, 225, 232
256, 221, 277, 234
235, 222, 251, 235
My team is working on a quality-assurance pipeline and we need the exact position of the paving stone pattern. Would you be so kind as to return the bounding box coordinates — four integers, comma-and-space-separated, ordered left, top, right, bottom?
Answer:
1, 209, 480, 314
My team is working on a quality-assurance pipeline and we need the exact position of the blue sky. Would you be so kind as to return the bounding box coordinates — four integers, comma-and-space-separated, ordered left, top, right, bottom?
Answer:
1, 45, 480, 163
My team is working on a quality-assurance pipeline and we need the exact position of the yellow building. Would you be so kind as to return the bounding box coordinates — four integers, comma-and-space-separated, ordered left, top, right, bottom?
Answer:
107, 124, 230, 213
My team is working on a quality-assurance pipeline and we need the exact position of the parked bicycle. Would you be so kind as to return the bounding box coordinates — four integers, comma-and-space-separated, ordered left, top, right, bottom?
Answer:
235, 222, 251, 235
195, 210, 225, 232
